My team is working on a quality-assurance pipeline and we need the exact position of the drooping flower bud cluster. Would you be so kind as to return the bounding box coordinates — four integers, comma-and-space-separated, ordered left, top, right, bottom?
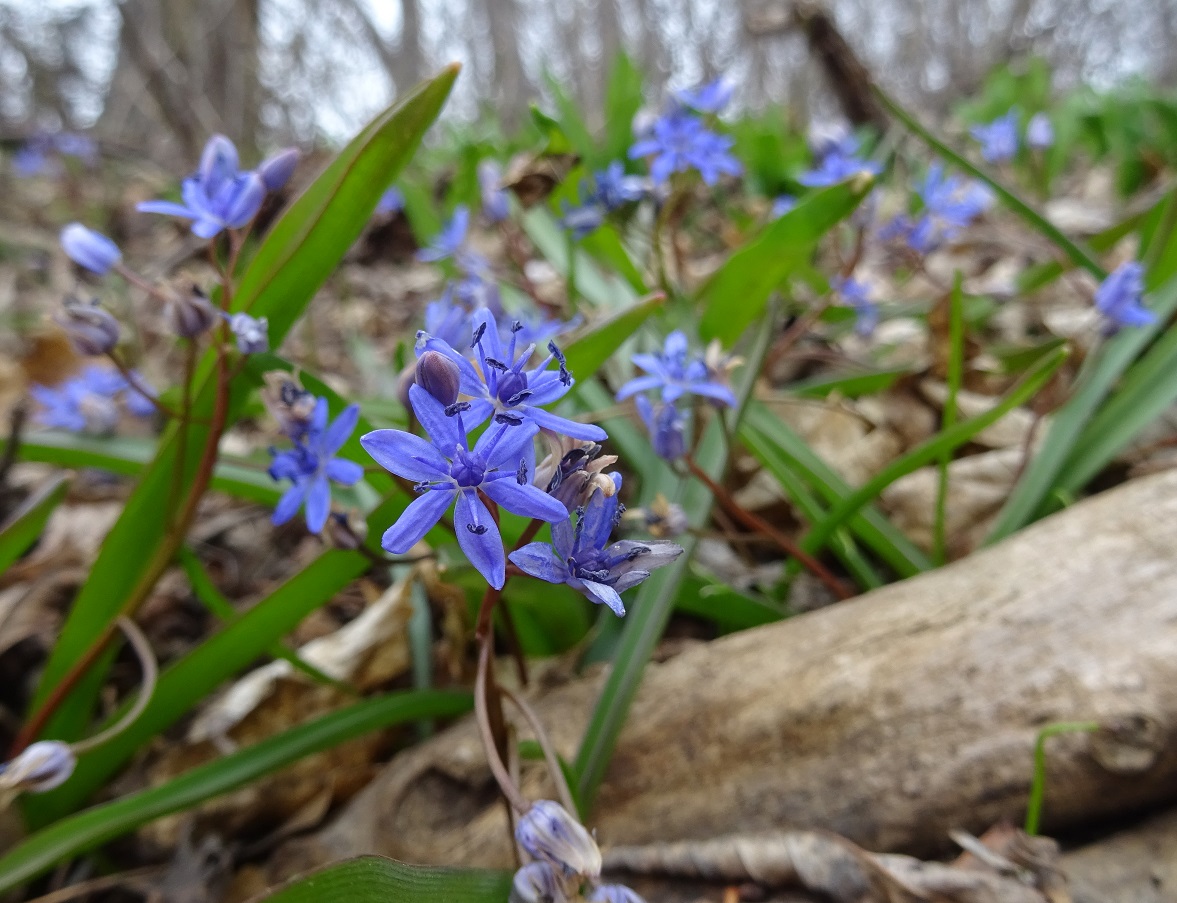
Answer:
0, 741, 75, 796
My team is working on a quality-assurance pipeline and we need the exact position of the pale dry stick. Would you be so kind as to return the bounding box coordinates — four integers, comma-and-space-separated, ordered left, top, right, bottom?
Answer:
69, 616, 158, 755
499, 685, 577, 816
474, 632, 530, 815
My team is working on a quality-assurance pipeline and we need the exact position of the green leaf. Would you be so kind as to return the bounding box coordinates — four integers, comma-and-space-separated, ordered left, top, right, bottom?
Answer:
697, 176, 874, 345
28, 67, 455, 746
573, 306, 777, 813
257, 856, 511, 903
789, 366, 913, 400
602, 54, 643, 164
0, 473, 69, 576
740, 404, 930, 578
0, 691, 472, 894
987, 273, 1177, 543
562, 294, 665, 380
801, 346, 1068, 553
521, 207, 638, 309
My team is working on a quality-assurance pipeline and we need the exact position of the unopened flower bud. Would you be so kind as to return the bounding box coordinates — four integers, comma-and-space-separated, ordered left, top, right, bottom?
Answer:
516, 800, 602, 881
227, 312, 269, 355
60, 223, 121, 275
0, 741, 76, 793
258, 147, 299, 192
415, 350, 462, 406
55, 298, 120, 356
396, 364, 416, 410
166, 285, 219, 338
510, 861, 571, 903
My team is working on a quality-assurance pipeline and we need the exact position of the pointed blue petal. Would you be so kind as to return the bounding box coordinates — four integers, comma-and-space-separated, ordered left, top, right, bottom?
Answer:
360, 428, 448, 483
524, 406, 608, 442
483, 479, 568, 523
580, 579, 626, 616
381, 489, 453, 553
508, 542, 568, 583
325, 457, 364, 485
323, 403, 360, 454
272, 483, 306, 526
304, 474, 331, 533
455, 490, 505, 588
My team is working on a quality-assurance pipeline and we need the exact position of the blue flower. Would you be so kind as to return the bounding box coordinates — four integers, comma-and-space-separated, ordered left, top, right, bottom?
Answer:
418, 308, 607, 442
30, 365, 129, 434
123, 373, 158, 418
60, 223, 121, 275
1095, 262, 1154, 330
1027, 112, 1054, 150
226, 312, 269, 354
628, 112, 741, 186
890, 163, 991, 254
635, 396, 686, 461
375, 186, 404, 216
478, 160, 510, 223
511, 862, 570, 903
771, 194, 796, 218
257, 147, 299, 192
615, 331, 737, 406
559, 197, 606, 239
514, 800, 602, 882
673, 76, 734, 114
361, 388, 568, 588
798, 135, 881, 188
833, 276, 879, 336
510, 476, 683, 616
591, 161, 646, 210
970, 111, 1019, 164
269, 398, 364, 534
137, 134, 266, 239
588, 885, 647, 903
55, 298, 120, 355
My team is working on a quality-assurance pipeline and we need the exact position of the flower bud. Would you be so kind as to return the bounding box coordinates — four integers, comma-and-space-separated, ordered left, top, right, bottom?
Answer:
60, 223, 121, 275
0, 741, 76, 793
198, 134, 239, 193
166, 285, 219, 338
55, 298, 120, 356
415, 350, 462, 407
516, 800, 602, 881
228, 312, 269, 355
258, 147, 300, 192
510, 861, 571, 903
224, 172, 267, 229
396, 364, 416, 410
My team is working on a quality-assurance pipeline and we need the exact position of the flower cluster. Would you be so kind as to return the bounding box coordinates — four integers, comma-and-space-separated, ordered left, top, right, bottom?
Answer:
511, 801, 646, 903
138, 134, 297, 239
970, 110, 1019, 164
833, 276, 879, 337
269, 397, 364, 534
560, 162, 647, 239
615, 331, 738, 462
882, 163, 992, 254
629, 84, 741, 187
1095, 261, 1154, 330
31, 365, 155, 435
798, 134, 882, 188
13, 130, 97, 177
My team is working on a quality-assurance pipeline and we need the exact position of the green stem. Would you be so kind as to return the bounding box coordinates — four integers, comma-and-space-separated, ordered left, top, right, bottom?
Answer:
933, 274, 965, 565
1024, 720, 1100, 836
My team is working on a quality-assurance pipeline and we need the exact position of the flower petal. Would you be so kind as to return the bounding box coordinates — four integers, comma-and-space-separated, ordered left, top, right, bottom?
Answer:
409, 384, 463, 451
325, 457, 364, 485
304, 474, 331, 533
323, 403, 360, 454
272, 483, 306, 526
455, 490, 505, 588
524, 406, 608, 442
508, 542, 569, 583
614, 374, 663, 401
483, 479, 568, 523
361, 428, 448, 482
381, 489, 453, 553
580, 579, 626, 616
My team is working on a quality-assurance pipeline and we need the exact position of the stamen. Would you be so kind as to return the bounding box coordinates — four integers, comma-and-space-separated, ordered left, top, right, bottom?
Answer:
506, 389, 533, 406
516, 459, 528, 485
470, 322, 487, 348
495, 411, 524, 425
512, 320, 524, 333
484, 357, 509, 371
466, 523, 488, 535
445, 401, 472, 417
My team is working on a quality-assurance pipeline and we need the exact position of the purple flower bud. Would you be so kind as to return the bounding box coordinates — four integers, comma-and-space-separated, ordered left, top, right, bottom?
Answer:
415, 349, 462, 406
258, 147, 300, 192
60, 223, 121, 275
166, 285, 219, 338
0, 741, 76, 793
510, 861, 571, 903
55, 298, 120, 356
223, 172, 267, 229
227, 312, 269, 355
199, 134, 239, 194
587, 885, 646, 903
516, 800, 602, 881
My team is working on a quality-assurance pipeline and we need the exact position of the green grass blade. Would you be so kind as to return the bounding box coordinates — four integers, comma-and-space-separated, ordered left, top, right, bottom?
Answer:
697, 175, 874, 345
739, 403, 932, 577
986, 274, 1177, 544
933, 274, 966, 565
257, 856, 511, 903
561, 294, 665, 380
803, 346, 1068, 554
0, 691, 471, 894
0, 473, 69, 576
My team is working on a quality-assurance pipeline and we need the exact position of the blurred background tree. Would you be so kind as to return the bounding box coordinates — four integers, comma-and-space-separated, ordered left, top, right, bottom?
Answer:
0, 0, 1175, 157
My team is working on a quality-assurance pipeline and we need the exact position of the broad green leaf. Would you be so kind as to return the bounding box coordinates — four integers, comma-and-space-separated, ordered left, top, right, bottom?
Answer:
0, 691, 471, 893
675, 575, 787, 631
562, 294, 665, 380
0, 473, 69, 576
258, 856, 511, 903
697, 176, 874, 345
29, 67, 456, 746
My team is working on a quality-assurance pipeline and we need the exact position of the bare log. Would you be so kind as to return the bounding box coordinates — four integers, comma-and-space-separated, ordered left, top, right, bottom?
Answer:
270, 469, 1177, 879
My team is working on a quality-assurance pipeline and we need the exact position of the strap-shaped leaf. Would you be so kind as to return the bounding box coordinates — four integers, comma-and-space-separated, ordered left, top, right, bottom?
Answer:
254, 856, 511, 903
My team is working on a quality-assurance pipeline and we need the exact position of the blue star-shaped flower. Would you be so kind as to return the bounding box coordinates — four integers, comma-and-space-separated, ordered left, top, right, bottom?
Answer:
510, 475, 683, 616
138, 135, 266, 239
361, 387, 568, 588
629, 112, 741, 186
1095, 262, 1155, 330
798, 135, 882, 188
970, 111, 1019, 164
269, 398, 364, 534
673, 76, 734, 114
417, 308, 607, 443
615, 331, 737, 406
